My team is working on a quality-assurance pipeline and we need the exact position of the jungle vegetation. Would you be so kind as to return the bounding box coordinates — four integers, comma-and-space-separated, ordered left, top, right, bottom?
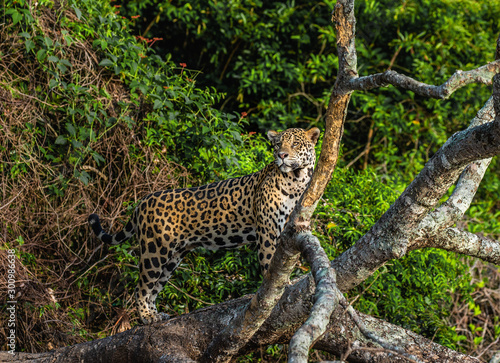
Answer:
1, 0, 499, 361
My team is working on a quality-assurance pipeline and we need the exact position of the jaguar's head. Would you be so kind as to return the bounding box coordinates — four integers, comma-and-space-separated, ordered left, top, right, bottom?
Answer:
267, 127, 320, 174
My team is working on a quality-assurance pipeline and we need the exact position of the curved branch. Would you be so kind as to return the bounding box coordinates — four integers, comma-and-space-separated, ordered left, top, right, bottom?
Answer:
341, 304, 423, 363
288, 233, 339, 363
416, 228, 500, 264
348, 60, 500, 99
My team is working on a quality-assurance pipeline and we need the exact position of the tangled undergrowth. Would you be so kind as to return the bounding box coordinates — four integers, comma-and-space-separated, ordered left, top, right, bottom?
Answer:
0, 1, 189, 352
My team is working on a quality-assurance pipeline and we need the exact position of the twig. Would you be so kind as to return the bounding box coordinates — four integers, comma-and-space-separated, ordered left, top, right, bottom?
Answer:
0, 188, 25, 210
167, 281, 215, 306
342, 302, 423, 363
348, 60, 500, 99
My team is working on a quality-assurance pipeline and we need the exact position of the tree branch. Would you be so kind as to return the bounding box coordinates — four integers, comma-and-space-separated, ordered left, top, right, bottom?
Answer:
416, 228, 500, 264
348, 61, 500, 99
1, 272, 482, 363
301, 0, 357, 214
288, 233, 339, 363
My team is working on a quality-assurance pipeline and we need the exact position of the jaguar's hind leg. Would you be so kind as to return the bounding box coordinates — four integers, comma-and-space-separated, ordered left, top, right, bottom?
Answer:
135, 255, 164, 324
135, 242, 189, 324
133, 228, 170, 323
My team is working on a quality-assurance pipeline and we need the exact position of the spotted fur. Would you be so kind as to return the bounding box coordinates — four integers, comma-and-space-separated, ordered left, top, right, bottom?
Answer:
88, 127, 320, 324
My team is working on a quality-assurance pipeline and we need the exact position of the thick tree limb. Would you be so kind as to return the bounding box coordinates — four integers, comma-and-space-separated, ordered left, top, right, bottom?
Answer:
348, 61, 500, 98
421, 228, 500, 264
288, 233, 339, 363
0, 272, 481, 363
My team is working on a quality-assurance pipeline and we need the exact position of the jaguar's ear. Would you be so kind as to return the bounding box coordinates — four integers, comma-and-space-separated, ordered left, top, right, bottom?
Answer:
267, 130, 280, 143
306, 127, 321, 145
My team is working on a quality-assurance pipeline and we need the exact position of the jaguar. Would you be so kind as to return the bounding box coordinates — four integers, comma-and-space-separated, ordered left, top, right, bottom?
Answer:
88, 127, 320, 324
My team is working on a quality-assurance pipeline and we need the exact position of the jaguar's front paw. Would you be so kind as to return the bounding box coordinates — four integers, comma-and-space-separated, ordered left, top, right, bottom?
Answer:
140, 311, 170, 324
156, 312, 170, 322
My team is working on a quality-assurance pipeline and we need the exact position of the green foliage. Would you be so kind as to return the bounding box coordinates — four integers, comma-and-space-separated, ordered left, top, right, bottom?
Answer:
350, 0, 500, 181
315, 168, 401, 256
2, 0, 259, 186
354, 250, 474, 349
120, 0, 499, 187
158, 246, 262, 315
120, 0, 338, 131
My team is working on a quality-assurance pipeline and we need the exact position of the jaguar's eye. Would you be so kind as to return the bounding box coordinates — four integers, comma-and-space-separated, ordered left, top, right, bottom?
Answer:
292, 142, 299, 148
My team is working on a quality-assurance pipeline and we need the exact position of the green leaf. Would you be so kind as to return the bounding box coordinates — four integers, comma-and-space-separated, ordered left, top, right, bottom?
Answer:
57, 63, 68, 73
43, 37, 53, 47
60, 59, 72, 67
66, 123, 76, 136
25, 40, 35, 53
49, 79, 59, 89
36, 49, 47, 62
10, 10, 22, 25
92, 152, 106, 165
55, 135, 67, 145
48, 55, 59, 62
99, 58, 114, 67
72, 5, 82, 20
138, 84, 148, 94
71, 140, 83, 148
75, 170, 90, 185
153, 99, 163, 110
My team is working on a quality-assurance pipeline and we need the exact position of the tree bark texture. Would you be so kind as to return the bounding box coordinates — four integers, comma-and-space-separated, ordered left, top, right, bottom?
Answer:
0, 275, 481, 363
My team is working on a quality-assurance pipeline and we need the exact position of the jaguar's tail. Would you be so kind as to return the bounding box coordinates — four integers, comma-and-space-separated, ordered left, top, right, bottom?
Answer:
88, 214, 135, 245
